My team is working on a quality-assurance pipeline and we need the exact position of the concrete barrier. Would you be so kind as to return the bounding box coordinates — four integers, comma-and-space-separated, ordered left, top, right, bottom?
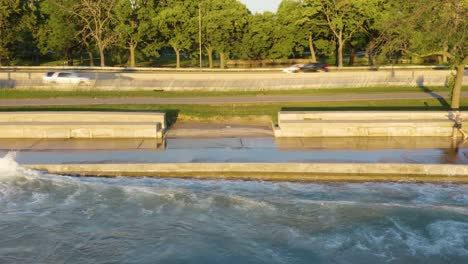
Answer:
0, 112, 166, 139
26, 163, 468, 182
274, 111, 458, 137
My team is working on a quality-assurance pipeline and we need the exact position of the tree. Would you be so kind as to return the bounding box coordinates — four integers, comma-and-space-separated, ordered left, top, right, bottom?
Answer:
202, 0, 249, 68
297, 0, 327, 62
63, 0, 120, 67
156, 0, 197, 68
37, 0, 81, 66
373, 0, 468, 109
269, 0, 308, 59
0, 0, 36, 65
114, 0, 160, 67
240, 12, 275, 60
305, 0, 379, 67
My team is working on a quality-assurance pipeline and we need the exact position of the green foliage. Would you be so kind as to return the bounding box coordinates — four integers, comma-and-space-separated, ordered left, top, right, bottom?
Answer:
114, 0, 161, 66
240, 12, 275, 59
155, 0, 197, 67
0, 0, 38, 65
36, 0, 80, 65
268, 0, 308, 59
1, 0, 464, 69
202, 0, 250, 65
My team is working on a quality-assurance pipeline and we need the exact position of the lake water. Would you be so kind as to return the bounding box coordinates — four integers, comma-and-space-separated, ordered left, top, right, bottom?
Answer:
1, 153, 467, 263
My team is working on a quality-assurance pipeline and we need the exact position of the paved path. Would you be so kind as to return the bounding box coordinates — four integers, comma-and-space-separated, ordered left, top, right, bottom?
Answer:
0, 92, 465, 107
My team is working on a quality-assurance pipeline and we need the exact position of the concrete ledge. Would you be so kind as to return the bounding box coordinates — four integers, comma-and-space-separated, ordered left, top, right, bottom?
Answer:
275, 111, 458, 137
0, 112, 166, 139
0, 111, 166, 129
26, 163, 468, 183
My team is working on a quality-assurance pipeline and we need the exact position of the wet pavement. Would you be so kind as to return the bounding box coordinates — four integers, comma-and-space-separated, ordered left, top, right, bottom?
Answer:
0, 137, 467, 165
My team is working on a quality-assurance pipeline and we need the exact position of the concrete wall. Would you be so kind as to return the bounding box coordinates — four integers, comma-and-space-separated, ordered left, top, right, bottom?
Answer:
26, 163, 468, 182
0, 112, 166, 139
275, 111, 459, 137
1, 69, 465, 91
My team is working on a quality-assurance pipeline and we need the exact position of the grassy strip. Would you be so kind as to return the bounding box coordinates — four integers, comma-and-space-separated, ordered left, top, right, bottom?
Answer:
0, 86, 453, 99
1, 98, 465, 125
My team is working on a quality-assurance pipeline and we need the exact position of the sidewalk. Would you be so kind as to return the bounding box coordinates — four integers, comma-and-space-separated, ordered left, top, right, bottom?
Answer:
0, 91, 464, 106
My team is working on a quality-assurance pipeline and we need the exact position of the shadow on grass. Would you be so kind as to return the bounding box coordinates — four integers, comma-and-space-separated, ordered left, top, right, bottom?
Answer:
0, 108, 181, 128
416, 76, 450, 108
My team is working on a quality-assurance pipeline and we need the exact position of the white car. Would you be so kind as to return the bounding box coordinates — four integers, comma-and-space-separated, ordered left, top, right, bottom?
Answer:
282, 64, 304, 73
42, 72, 91, 85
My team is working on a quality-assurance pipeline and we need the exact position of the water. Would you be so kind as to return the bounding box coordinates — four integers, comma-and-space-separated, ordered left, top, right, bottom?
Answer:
1, 153, 468, 263
1, 137, 468, 165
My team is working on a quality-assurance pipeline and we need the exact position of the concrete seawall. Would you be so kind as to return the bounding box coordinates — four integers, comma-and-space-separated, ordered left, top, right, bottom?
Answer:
26, 163, 468, 183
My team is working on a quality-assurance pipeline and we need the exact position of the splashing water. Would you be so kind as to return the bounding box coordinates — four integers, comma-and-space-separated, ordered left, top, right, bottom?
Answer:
0, 153, 468, 263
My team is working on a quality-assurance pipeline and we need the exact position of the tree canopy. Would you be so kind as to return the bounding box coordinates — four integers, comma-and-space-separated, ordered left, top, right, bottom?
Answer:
3, 0, 466, 73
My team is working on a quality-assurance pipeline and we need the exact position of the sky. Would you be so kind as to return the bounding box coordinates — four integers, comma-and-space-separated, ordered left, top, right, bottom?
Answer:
238, 0, 282, 13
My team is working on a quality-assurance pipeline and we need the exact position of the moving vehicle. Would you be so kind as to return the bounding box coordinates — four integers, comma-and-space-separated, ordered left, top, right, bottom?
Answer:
283, 63, 330, 73
282, 64, 304, 73
42, 72, 91, 85
300, 63, 330, 72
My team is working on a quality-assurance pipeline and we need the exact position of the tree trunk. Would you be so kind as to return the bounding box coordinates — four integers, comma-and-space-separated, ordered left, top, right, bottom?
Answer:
66, 48, 74, 66
175, 48, 181, 68
451, 63, 466, 110
206, 46, 213, 68
368, 52, 374, 66
220, 51, 226, 69
337, 35, 344, 68
348, 46, 355, 66
98, 45, 105, 67
88, 50, 94, 67
309, 32, 316, 62
129, 43, 137, 67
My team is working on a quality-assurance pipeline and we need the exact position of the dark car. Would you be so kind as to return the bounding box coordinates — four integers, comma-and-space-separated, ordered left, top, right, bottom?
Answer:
299, 63, 330, 72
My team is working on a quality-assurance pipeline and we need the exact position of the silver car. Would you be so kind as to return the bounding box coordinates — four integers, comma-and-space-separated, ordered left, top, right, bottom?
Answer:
42, 72, 91, 85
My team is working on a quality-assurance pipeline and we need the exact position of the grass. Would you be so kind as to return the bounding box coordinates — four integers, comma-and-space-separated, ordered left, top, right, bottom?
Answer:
1, 98, 466, 126
0, 86, 453, 99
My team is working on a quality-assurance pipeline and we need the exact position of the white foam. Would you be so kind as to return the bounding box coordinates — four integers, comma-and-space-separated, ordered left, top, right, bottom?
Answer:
0, 152, 40, 180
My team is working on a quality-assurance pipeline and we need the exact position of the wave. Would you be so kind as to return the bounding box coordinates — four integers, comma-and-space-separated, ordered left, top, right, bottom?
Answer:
0, 152, 40, 181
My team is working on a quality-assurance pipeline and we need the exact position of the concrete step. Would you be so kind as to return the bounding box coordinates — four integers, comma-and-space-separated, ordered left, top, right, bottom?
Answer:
275, 120, 455, 137
0, 112, 166, 129
0, 122, 162, 139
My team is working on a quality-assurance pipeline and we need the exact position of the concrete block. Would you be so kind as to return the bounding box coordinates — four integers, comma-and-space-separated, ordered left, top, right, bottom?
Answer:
275, 112, 457, 138
0, 112, 166, 139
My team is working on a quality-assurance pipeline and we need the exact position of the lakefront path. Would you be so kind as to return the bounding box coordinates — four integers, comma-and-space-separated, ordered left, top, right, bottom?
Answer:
0, 91, 466, 107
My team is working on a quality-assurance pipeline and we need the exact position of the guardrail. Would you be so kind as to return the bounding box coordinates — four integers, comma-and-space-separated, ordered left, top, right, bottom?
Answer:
0, 65, 457, 73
